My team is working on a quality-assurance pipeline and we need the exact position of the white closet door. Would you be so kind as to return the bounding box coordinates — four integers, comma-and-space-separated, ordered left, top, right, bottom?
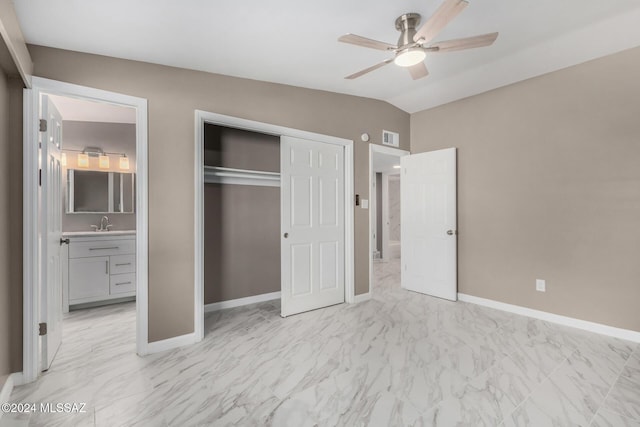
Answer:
281, 136, 345, 317
401, 148, 457, 301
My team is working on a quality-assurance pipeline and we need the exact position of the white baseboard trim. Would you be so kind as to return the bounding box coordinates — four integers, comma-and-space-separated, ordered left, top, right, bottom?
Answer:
458, 293, 640, 343
204, 291, 281, 313
145, 333, 197, 354
0, 373, 24, 419
354, 292, 372, 304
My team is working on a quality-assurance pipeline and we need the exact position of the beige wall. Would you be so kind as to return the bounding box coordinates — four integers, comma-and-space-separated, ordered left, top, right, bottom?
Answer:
411, 46, 640, 332
29, 45, 410, 343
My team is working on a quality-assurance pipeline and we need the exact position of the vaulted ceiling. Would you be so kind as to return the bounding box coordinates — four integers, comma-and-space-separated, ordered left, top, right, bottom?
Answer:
14, 0, 640, 113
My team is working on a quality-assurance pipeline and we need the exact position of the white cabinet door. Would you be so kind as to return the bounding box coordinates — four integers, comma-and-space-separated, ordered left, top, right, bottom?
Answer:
401, 148, 457, 301
281, 136, 345, 317
69, 256, 110, 301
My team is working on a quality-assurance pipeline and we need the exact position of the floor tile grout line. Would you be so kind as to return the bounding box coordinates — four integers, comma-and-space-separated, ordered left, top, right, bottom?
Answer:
587, 344, 640, 425
500, 345, 576, 424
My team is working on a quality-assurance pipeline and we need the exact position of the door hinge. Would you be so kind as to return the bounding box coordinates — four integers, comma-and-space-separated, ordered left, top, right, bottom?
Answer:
39, 119, 47, 132
39, 169, 42, 186
39, 322, 47, 336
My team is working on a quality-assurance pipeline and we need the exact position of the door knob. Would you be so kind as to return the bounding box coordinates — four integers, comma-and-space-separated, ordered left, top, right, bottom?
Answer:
447, 230, 457, 236
283, 232, 289, 238
60, 238, 70, 245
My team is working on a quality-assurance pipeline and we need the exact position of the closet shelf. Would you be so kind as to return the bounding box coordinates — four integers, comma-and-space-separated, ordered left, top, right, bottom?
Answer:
204, 166, 280, 187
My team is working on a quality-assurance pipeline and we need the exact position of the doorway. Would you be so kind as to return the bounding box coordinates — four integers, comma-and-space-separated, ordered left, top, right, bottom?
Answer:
368, 144, 409, 296
368, 145, 458, 301
23, 78, 148, 383
194, 111, 355, 335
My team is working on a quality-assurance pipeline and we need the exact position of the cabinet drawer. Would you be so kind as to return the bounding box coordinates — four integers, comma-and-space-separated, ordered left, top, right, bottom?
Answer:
70, 239, 135, 258
69, 256, 110, 300
110, 273, 136, 294
110, 255, 136, 275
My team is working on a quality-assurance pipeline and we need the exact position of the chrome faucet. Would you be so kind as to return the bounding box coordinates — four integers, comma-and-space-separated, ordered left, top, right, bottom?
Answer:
91, 216, 113, 232
101, 216, 112, 231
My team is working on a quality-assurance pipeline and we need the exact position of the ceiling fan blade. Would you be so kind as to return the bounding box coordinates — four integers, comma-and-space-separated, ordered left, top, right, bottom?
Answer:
338, 33, 397, 51
430, 32, 499, 52
413, 0, 469, 45
345, 58, 394, 79
408, 62, 429, 80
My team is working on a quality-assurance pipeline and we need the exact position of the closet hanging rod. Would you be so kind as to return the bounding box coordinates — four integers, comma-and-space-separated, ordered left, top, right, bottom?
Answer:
204, 166, 280, 187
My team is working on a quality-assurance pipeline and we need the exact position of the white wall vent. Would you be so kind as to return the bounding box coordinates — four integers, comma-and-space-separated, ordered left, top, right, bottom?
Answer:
382, 130, 399, 147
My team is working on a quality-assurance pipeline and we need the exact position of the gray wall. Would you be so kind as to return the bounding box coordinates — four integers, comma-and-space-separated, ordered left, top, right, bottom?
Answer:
0, 71, 23, 383
204, 184, 280, 303
411, 46, 640, 332
204, 125, 280, 304
62, 120, 136, 232
29, 45, 410, 343
0, 67, 9, 387
204, 124, 279, 172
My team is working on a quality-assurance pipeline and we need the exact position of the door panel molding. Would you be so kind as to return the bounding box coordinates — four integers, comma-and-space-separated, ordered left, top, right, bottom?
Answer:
281, 136, 345, 317
401, 148, 457, 301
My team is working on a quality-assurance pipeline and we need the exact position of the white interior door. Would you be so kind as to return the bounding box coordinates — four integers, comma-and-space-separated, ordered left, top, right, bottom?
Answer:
401, 148, 457, 301
40, 94, 64, 370
281, 136, 345, 317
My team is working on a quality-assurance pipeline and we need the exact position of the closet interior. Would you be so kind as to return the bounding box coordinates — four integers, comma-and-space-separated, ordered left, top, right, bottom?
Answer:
203, 124, 281, 305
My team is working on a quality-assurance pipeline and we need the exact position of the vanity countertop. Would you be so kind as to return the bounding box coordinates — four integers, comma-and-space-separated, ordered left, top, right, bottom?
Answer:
63, 230, 137, 238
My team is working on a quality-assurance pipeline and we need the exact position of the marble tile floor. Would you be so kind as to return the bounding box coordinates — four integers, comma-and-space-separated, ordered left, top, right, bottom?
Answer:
3, 259, 640, 426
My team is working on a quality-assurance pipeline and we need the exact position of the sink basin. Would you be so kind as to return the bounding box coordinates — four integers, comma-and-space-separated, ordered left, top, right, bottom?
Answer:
63, 230, 137, 237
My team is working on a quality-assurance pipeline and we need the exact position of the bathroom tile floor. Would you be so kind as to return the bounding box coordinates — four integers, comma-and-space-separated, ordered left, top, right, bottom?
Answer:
3, 260, 639, 426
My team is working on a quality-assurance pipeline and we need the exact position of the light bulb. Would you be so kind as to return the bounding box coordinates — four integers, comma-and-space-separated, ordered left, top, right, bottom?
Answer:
394, 48, 426, 67
77, 153, 89, 168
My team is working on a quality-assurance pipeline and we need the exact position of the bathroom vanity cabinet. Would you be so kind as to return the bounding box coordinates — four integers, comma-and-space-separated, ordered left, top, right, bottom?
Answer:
62, 231, 136, 311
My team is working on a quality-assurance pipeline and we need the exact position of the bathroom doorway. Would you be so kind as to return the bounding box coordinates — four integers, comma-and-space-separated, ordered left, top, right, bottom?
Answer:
23, 78, 148, 383
368, 144, 409, 296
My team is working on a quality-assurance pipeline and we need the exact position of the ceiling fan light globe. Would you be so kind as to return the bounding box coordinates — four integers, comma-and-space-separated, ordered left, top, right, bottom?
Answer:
394, 48, 426, 67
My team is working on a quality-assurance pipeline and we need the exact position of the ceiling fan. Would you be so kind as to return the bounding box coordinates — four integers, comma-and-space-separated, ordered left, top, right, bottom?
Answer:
338, 0, 498, 80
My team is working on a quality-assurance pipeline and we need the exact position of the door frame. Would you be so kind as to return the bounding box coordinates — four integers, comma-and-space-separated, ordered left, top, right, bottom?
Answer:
194, 111, 355, 337
23, 77, 149, 383
368, 144, 409, 296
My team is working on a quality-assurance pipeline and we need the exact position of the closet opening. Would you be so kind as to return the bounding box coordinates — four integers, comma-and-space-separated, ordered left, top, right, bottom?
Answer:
194, 111, 355, 338
203, 124, 282, 312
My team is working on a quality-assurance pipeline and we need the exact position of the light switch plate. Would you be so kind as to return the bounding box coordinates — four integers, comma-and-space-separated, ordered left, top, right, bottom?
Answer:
361, 199, 369, 209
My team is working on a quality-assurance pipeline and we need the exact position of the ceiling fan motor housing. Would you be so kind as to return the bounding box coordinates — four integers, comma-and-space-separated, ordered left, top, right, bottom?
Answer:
395, 13, 421, 47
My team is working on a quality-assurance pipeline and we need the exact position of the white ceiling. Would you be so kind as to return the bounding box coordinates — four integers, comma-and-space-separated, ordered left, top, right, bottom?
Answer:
47, 94, 136, 123
15, 0, 640, 113
372, 151, 402, 175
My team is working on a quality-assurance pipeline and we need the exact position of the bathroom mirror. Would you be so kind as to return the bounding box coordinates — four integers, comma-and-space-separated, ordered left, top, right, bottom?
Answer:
66, 169, 135, 213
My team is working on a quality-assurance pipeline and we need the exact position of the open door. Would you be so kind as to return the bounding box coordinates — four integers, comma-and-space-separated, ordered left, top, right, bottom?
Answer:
280, 136, 345, 316
401, 148, 457, 301
40, 94, 64, 370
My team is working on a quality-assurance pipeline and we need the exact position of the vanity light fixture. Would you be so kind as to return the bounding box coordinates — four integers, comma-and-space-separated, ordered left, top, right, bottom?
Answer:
98, 154, 110, 169
77, 153, 89, 168
119, 154, 130, 170
61, 153, 67, 167
393, 164, 401, 169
